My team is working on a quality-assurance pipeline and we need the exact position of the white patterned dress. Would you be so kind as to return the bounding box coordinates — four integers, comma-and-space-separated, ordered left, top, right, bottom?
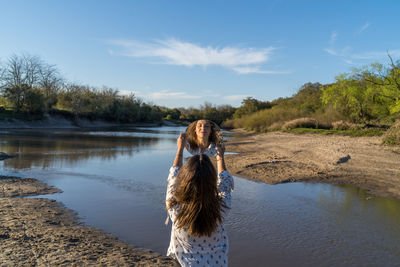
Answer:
166, 166, 234, 267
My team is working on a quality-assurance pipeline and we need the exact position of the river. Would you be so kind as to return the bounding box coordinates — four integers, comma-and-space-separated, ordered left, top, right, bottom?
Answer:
0, 127, 399, 266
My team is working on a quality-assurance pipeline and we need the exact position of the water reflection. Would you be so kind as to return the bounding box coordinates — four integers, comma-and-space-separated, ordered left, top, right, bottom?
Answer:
227, 180, 400, 266
317, 183, 400, 224
0, 130, 161, 170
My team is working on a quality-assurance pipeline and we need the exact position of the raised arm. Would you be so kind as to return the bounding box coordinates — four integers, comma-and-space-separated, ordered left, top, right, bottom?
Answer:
216, 143, 234, 213
166, 133, 186, 213
216, 143, 226, 173
173, 133, 186, 167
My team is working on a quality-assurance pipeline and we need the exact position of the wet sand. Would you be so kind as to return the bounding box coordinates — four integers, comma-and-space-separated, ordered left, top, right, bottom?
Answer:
0, 176, 176, 266
224, 130, 400, 200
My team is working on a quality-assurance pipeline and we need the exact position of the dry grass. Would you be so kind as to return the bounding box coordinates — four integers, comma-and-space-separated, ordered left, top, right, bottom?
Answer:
222, 105, 345, 132
222, 106, 307, 132
267, 121, 284, 131
332, 120, 360, 130
281, 118, 319, 130
280, 117, 333, 130
382, 120, 400, 145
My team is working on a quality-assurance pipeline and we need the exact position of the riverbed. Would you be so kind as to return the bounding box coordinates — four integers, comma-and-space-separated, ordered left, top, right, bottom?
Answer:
1, 127, 399, 266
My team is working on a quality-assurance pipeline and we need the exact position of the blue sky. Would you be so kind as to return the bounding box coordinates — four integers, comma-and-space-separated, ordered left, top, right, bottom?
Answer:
1, 0, 400, 108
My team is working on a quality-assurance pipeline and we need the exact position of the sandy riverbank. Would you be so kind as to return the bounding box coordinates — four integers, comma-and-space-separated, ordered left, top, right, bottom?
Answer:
224, 130, 400, 200
0, 176, 176, 266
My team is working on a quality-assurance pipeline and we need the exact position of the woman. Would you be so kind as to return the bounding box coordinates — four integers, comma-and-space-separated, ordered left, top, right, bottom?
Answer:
166, 133, 234, 266
185, 120, 222, 157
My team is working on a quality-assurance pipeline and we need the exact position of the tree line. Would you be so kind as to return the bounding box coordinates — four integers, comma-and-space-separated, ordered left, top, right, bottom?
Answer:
223, 55, 400, 131
0, 54, 163, 123
1, 53, 399, 129
0, 54, 241, 125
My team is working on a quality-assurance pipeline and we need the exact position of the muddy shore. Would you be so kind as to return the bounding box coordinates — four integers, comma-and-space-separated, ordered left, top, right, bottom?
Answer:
224, 130, 400, 200
0, 176, 176, 266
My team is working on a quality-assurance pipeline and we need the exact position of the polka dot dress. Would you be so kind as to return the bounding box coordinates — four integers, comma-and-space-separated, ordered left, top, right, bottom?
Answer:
166, 166, 234, 267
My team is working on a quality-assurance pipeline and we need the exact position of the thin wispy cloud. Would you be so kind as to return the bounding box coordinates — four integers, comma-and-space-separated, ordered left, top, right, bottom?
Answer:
323, 46, 352, 58
324, 25, 400, 65
325, 46, 400, 65
351, 49, 400, 60
358, 22, 371, 34
323, 48, 337, 56
118, 89, 201, 100
329, 31, 338, 47
233, 66, 290, 74
108, 38, 288, 74
343, 59, 355, 65
145, 90, 201, 100
223, 94, 251, 101
119, 89, 249, 104
324, 31, 339, 56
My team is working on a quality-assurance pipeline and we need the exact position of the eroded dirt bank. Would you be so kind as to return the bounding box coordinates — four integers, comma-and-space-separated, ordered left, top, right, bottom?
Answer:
0, 176, 176, 266
224, 131, 400, 199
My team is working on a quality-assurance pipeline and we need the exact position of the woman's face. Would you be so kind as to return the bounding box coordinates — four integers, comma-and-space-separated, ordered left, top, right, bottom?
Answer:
195, 120, 211, 140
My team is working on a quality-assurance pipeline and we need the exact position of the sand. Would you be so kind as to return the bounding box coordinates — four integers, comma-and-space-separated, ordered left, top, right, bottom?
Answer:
224, 130, 400, 200
0, 176, 176, 266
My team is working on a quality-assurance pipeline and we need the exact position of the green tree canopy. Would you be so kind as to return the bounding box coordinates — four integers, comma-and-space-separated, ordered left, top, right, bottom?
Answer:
233, 97, 272, 119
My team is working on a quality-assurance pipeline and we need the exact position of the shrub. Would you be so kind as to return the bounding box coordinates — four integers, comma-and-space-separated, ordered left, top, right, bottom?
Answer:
382, 120, 400, 145
332, 120, 359, 130
281, 118, 319, 130
267, 121, 284, 131
222, 105, 307, 132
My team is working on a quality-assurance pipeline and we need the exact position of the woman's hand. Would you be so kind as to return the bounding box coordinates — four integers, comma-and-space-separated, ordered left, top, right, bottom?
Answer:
216, 143, 226, 173
177, 133, 186, 151
216, 143, 225, 158
173, 133, 186, 167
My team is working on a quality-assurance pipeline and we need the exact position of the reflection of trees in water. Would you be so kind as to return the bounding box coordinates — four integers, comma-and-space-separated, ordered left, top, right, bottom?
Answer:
319, 184, 400, 218
1, 131, 159, 170
315, 183, 400, 242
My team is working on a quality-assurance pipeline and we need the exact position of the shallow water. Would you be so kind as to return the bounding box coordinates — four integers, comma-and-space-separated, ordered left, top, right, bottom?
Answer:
1, 127, 399, 267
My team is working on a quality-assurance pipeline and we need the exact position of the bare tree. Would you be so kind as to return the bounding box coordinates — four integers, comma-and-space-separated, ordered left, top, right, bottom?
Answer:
2, 55, 23, 89
39, 63, 63, 109
0, 54, 62, 111
0, 54, 43, 88
23, 54, 42, 87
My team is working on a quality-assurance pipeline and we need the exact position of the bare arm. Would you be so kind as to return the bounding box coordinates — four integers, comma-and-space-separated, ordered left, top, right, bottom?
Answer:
216, 143, 226, 173
173, 133, 186, 167
216, 142, 234, 212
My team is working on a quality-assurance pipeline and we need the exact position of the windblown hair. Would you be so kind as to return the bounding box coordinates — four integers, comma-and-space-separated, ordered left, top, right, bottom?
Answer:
167, 154, 223, 237
185, 120, 222, 151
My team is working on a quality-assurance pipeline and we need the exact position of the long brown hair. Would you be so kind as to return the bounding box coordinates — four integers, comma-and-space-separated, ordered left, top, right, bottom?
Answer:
167, 154, 224, 237
185, 120, 221, 151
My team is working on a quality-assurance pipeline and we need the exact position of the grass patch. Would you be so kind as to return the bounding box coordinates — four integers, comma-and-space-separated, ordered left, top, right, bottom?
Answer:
286, 127, 385, 137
